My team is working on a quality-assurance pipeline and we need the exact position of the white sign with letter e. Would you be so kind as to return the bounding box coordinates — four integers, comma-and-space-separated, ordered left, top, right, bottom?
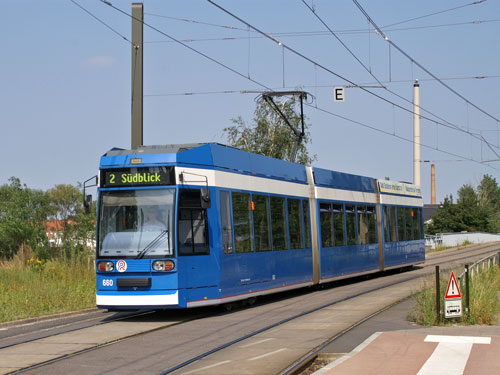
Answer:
334, 87, 344, 102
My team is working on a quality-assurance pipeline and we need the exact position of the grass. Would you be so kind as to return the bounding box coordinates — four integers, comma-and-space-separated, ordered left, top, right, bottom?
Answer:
0, 248, 96, 323
409, 264, 500, 326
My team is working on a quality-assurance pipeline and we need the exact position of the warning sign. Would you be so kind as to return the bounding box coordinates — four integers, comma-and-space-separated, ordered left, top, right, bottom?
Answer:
445, 272, 462, 299
445, 300, 462, 318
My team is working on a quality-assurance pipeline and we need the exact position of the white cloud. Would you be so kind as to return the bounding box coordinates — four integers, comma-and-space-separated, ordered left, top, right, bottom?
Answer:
83, 56, 115, 68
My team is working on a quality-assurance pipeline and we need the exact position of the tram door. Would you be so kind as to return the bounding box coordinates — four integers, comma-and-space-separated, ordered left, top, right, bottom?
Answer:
218, 190, 276, 296
177, 189, 218, 290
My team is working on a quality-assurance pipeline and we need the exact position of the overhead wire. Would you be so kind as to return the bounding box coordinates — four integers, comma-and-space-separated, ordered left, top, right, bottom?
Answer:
143, 0, 491, 39
94, 1, 499, 171
145, 75, 500, 97
300, 0, 384, 88
347, 75, 500, 85
145, 90, 257, 97
144, 12, 248, 32
420, 159, 467, 164
99, 0, 272, 92
144, 19, 500, 44
380, 0, 487, 28
351, 0, 500, 125
206, 0, 500, 150
308, 103, 500, 171
69, 0, 134, 45
300, 0, 499, 156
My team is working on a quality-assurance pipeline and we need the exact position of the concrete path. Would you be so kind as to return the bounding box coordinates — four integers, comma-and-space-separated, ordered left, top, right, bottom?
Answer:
314, 331, 500, 375
0, 320, 178, 374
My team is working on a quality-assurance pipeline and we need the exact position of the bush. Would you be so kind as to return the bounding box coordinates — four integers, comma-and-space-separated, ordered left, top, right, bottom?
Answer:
0, 246, 95, 323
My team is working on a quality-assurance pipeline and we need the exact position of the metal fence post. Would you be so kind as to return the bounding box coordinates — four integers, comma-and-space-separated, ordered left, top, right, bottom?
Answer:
435, 265, 440, 324
465, 264, 470, 317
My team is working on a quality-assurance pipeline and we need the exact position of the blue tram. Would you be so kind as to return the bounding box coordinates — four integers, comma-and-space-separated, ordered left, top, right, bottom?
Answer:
95, 143, 424, 309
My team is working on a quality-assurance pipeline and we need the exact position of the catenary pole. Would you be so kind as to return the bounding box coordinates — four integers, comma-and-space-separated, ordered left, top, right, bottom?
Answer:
131, 3, 144, 149
414, 80, 421, 186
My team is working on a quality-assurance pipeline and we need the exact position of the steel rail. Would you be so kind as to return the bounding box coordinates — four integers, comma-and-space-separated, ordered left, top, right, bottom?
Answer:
0, 310, 156, 351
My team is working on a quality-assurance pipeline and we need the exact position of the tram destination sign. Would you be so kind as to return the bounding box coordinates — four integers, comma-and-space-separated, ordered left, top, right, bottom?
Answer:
101, 167, 175, 188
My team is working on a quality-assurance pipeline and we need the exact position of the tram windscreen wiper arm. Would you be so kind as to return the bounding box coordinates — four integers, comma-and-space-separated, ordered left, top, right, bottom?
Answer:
136, 230, 169, 259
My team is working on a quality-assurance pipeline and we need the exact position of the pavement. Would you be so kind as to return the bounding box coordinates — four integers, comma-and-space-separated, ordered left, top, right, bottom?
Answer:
312, 298, 500, 375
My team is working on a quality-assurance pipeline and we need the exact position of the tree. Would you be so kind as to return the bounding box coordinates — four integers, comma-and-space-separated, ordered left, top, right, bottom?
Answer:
48, 184, 82, 222
426, 177, 500, 235
477, 174, 500, 209
477, 174, 500, 232
0, 177, 51, 258
456, 185, 490, 232
223, 96, 316, 165
47, 184, 96, 256
0, 179, 96, 260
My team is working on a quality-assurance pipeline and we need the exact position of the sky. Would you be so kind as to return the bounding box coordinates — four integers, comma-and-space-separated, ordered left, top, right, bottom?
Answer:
2, 0, 500, 203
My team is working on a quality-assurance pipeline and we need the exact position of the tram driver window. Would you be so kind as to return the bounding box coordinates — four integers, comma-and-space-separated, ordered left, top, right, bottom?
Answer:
178, 189, 209, 256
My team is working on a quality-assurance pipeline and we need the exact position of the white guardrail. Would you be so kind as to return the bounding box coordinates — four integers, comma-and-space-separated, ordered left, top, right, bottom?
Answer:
425, 232, 500, 249
457, 251, 500, 285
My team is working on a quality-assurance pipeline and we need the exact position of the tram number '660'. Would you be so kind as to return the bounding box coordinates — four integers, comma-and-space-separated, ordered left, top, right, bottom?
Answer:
102, 279, 114, 287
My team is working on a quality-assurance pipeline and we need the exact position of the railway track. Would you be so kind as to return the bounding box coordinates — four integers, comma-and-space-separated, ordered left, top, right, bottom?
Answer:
160, 243, 500, 375
0, 310, 155, 350
3, 243, 498, 375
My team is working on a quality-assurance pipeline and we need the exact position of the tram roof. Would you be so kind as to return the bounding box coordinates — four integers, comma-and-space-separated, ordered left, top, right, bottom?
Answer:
100, 143, 377, 192
101, 143, 308, 184
313, 167, 375, 193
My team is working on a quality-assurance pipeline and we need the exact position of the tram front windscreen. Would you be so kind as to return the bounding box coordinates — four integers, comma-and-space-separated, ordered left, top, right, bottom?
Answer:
98, 189, 175, 258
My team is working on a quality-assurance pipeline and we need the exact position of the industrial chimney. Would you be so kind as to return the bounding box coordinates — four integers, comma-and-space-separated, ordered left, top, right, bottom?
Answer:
431, 164, 436, 204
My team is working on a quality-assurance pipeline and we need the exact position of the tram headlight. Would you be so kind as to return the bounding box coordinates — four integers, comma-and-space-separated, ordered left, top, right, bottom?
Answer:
97, 261, 114, 272
152, 260, 175, 272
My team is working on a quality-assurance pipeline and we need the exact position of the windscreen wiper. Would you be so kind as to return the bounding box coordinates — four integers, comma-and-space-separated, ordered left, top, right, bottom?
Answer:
136, 230, 169, 259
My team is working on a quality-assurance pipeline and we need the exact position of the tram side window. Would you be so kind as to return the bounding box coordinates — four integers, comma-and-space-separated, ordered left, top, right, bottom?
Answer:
253, 194, 271, 252
302, 200, 312, 248
412, 207, 423, 240
389, 206, 398, 242
333, 203, 345, 246
405, 207, 413, 241
178, 189, 209, 256
383, 206, 398, 243
357, 205, 377, 244
271, 196, 288, 250
320, 203, 333, 248
232, 192, 254, 253
383, 206, 390, 243
418, 207, 424, 239
288, 199, 304, 249
397, 206, 405, 241
345, 204, 357, 246
366, 206, 377, 243
220, 191, 233, 254
357, 205, 369, 245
